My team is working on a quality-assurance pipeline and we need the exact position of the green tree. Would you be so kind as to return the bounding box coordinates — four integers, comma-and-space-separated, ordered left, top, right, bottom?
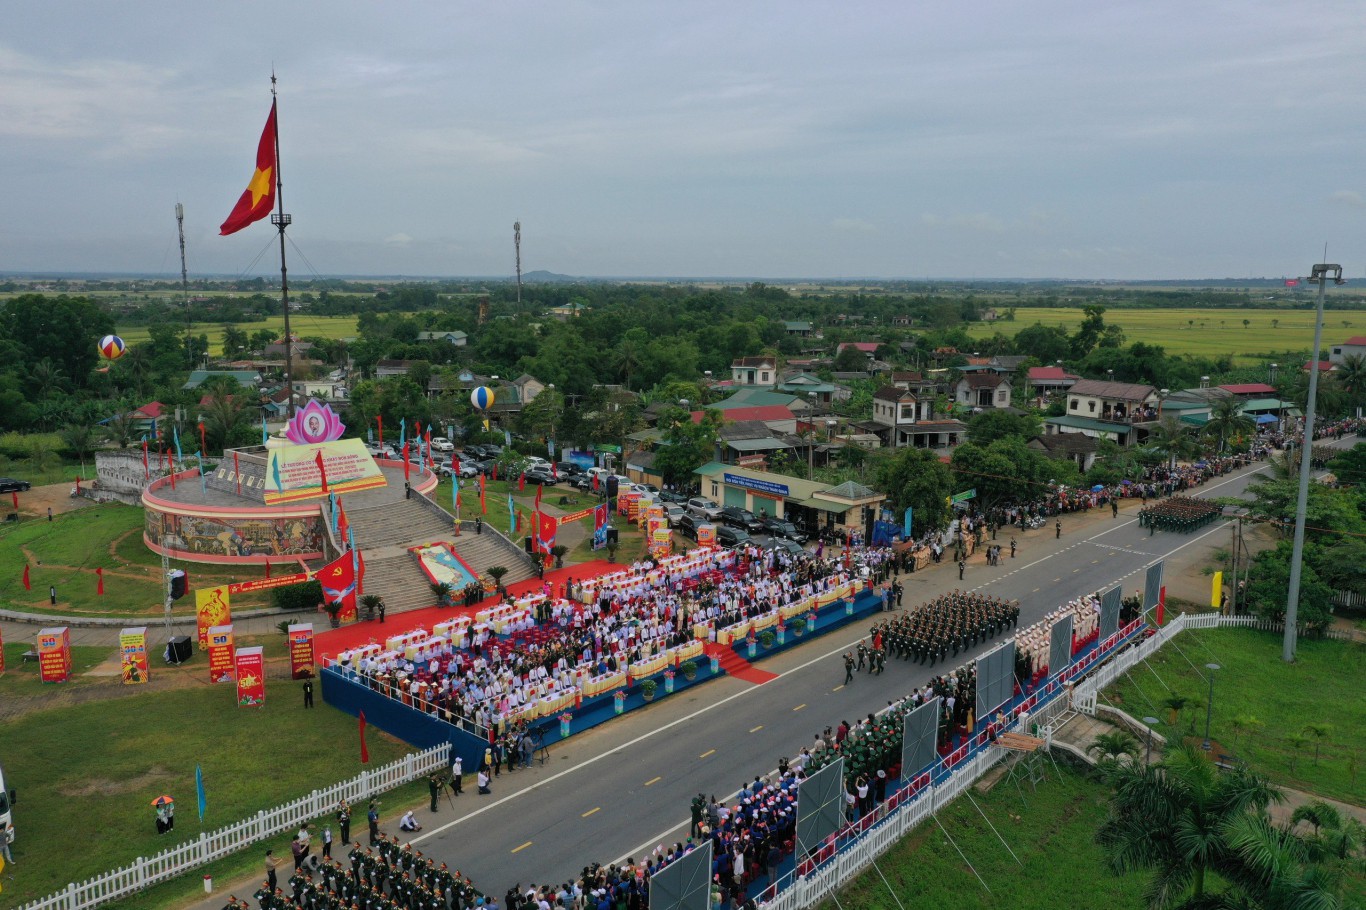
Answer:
834, 345, 870, 373
1334, 353, 1366, 417
1096, 744, 1285, 910
966, 409, 1042, 446
873, 446, 954, 532
651, 407, 721, 487
1327, 442, 1366, 487
1147, 415, 1201, 469
1245, 542, 1334, 631
1203, 396, 1254, 454
1011, 323, 1071, 364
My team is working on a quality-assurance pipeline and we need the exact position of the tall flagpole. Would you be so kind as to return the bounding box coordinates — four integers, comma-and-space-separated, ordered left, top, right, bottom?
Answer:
268, 72, 296, 419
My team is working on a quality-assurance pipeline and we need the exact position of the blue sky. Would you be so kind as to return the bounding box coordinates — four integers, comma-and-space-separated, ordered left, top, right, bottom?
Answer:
1, 1, 1361, 279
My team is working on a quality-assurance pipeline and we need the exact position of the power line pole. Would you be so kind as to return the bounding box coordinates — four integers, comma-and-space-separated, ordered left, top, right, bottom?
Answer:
514, 221, 522, 306
1283, 262, 1344, 662
176, 203, 193, 366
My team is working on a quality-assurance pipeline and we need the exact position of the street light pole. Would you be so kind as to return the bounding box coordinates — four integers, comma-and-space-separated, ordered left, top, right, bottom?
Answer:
1202, 662, 1220, 751
1284, 263, 1345, 663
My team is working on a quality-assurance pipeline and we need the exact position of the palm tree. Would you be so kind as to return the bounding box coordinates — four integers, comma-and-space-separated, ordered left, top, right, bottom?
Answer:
1302, 723, 1333, 765
1334, 353, 1366, 418
1161, 694, 1192, 726
1285, 732, 1311, 773
200, 381, 248, 454
1203, 396, 1254, 454
1088, 730, 1141, 767
61, 423, 99, 475
1096, 743, 1283, 909
1148, 416, 1201, 470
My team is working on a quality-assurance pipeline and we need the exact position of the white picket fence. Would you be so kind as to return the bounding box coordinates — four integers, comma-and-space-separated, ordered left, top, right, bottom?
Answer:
16, 744, 450, 910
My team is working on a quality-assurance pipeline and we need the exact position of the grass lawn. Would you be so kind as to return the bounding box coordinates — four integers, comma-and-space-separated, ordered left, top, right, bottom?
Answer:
0, 504, 274, 619
0, 680, 420, 909
818, 768, 1147, 910
1102, 627, 1365, 803
965, 307, 1345, 363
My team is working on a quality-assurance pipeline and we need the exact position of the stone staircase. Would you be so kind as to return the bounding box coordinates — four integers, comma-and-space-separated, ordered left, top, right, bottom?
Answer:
343, 500, 535, 615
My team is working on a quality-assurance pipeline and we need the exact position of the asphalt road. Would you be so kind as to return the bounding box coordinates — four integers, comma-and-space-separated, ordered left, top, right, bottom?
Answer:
401, 452, 1297, 896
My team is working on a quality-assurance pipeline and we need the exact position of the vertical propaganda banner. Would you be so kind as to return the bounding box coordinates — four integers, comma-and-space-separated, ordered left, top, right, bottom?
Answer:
208, 625, 236, 683
37, 626, 71, 683
696, 524, 716, 549
195, 586, 232, 649
288, 624, 315, 679
118, 626, 149, 685
234, 646, 265, 706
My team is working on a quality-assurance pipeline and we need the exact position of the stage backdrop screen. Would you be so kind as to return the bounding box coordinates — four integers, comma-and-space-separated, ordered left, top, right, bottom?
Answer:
1144, 561, 1165, 613
975, 640, 1017, 720
901, 696, 941, 777
1100, 586, 1123, 643
649, 841, 713, 910
1048, 615, 1073, 679
796, 757, 846, 861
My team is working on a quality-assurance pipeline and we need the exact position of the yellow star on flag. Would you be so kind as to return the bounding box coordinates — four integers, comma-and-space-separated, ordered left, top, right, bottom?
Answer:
248, 165, 273, 206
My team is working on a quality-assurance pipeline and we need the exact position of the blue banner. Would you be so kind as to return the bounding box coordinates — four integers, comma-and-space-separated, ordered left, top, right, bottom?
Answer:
195, 763, 206, 822
904, 507, 913, 539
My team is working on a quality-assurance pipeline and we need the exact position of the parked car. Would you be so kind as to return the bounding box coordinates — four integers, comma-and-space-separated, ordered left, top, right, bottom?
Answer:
635, 483, 661, 496
457, 460, 484, 478
761, 516, 807, 543
720, 506, 765, 534
430, 437, 454, 453
0, 478, 32, 493
571, 474, 596, 491
555, 461, 585, 477
716, 525, 751, 548
686, 497, 723, 521
760, 537, 807, 558
524, 467, 559, 485
658, 490, 689, 505
674, 513, 699, 540
663, 504, 688, 526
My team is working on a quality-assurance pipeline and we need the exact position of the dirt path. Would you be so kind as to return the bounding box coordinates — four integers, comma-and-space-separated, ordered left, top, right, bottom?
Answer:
13, 480, 98, 519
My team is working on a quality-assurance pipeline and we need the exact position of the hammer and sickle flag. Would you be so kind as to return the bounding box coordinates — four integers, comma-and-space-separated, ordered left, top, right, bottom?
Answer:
319, 550, 356, 606
219, 100, 278, 235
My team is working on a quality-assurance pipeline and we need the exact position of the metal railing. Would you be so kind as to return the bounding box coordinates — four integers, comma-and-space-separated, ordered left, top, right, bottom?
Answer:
15, 744, 450, 910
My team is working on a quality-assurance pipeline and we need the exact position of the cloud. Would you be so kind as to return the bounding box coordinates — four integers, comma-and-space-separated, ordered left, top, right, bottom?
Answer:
1329, 190, 1365, 209
921, 213, 1006, 233
831, 217, 876, 233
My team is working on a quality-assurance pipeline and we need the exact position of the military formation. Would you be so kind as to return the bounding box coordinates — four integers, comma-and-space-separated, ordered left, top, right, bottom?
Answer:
873, 591, 1019, 666
228, 837, 481, 910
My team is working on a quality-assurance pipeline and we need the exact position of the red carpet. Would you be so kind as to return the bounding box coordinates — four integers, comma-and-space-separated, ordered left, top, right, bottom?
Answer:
705, 642, 779, 685
313, 559, 620, 661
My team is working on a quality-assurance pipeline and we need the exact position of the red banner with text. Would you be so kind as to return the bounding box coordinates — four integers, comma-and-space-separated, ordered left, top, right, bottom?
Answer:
38, 626, 71, 683
234, 646, 265, 706
208, 625, 236, 684
288, 624, 315, 679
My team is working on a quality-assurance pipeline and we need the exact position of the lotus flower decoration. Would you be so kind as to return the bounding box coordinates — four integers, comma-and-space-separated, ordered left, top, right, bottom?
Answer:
286, 399, 346, 445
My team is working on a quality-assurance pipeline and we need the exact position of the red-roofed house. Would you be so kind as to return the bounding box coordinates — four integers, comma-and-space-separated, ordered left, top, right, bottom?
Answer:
125, 401, 165, 436
1028, 366, 1080, 396
1217, 383, 1277, 397
693, 405, 797, 433
1304, 361, 1335, 373
835, 342, 881, 357
1329, 336, 1366, 366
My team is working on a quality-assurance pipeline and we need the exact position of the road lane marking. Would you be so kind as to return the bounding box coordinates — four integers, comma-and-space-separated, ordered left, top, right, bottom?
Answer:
750, 725, 764, 733
644, 776, 662, 786
833, 685, 844, 691
793, 704, 806, 712
699, 749, 716, 759
582, 807, 600, 818
512, 841, 532, 853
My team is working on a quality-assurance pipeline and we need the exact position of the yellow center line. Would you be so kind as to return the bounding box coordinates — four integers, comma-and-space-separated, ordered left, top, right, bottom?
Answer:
511, 841, 532, 854
750, 725, 764, 733
793, 704, 806, 712
833, 685, 845, 691
582, 807, 600, 818
699, 749, 716, 759
645, 776, 662, 786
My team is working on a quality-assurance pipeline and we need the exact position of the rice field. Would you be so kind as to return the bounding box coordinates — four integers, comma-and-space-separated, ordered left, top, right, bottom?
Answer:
966, 307, 1361, 363
115, 313, 363, 356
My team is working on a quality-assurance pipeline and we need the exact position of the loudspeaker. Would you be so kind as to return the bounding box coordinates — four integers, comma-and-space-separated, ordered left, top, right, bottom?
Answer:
606, 476, 619, 498
168, 569, 189, 600
164, 636, 192, 665
524, 536, 534, 553
606, 527, 619, 545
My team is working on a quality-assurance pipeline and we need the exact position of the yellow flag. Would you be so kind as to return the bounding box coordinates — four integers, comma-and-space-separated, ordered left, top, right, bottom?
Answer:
1211, 571, 1223, 610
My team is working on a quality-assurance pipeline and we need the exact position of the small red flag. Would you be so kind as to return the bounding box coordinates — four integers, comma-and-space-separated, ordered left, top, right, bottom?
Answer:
403, 442, 411, 480
219, 100, 278, 236
479, 475, 487, 514
315, 451, 329, 494
265, 561, 272, 579
376, 415, 383, 449
9, 491, 16, 510
592, 474, 600, 492
519, 473, 526, 492
535, 482, 542, 508
358, 710, 370, 764
22, 563, 30, 591
142, 439, 150, 481
493, 462, 499, 482
198, 421, 207, 457
96, 566, 105, 596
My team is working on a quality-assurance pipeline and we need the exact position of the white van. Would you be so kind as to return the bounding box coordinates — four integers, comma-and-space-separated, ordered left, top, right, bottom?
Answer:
0, 763, 13, 845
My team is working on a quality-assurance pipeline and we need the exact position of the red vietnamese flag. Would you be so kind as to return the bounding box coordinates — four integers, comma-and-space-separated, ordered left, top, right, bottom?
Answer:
22, 563, 30, 591
518, 472, 526, 492
219, 100, 278, 235
314, 450, 329, 494
358, 710, 370, 764
96, 566, 105, 596
337, 501, 350, 542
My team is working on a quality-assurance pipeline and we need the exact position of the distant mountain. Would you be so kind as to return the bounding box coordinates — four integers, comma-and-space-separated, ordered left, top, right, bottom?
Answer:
522, 269, 577, 282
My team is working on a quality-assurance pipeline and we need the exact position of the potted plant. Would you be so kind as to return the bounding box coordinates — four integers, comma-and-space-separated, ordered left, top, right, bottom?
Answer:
680, 659, 698, 681
790, 618, 806, 638
430, 581, 454, 606
759, 630, 776, 650
551, 544, 569, 569
487, 566, 509, 596
360, 593, 383, 621
323, 600, 344, 629
640, 678, 658, 702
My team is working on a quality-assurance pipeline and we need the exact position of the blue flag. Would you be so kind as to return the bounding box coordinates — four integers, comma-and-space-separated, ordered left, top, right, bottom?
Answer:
173, 426, 183, 467
195, 763, 206, 823
329, 493, 339, 534
399, 418, 406, 450
904, 507, 913, 540
508, 494, 515, 535
271, 453, 283, 491
261, 415, 269, 447
195, 452, 207, 498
